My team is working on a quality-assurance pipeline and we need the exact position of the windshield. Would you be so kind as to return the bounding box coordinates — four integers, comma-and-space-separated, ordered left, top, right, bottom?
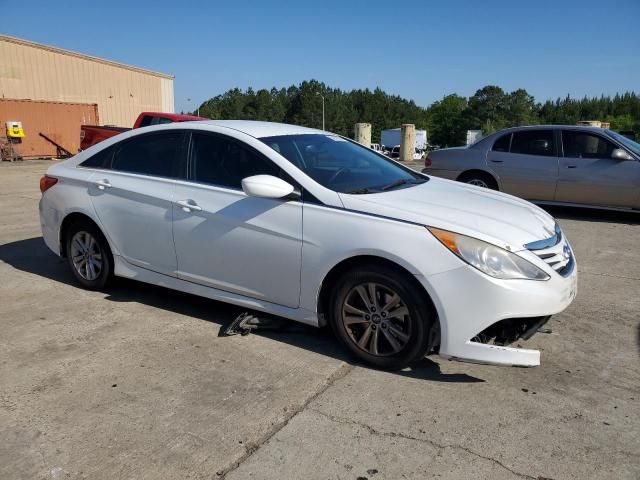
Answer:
605, 130, 640, 157
259, 134, 426, 194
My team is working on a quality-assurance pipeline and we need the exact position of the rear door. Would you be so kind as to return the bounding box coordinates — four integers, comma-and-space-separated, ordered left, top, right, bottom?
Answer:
87, 130, 186, 276
556, 130, 640, 208
485, 129, 559, 200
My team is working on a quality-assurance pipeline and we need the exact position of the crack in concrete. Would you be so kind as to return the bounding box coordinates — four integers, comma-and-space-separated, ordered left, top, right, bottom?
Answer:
577, 269, 640, 281
217, 363, 354, 478
309, 408, 538, 480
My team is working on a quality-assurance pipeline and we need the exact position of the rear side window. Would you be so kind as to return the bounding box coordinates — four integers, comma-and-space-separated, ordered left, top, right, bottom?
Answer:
190, 132, 281, 189
80, 146, 113, 168
510, 130, 555, 157
562, 131, 616, 159
492, 133, 511, 152
137, 116, 153, 127
111, 132, 184, 178
137, 115, 173, 127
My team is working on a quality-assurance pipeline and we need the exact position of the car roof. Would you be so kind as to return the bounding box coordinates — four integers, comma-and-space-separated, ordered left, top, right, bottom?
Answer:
187, 120, 325, 138
497, 124, 610, 134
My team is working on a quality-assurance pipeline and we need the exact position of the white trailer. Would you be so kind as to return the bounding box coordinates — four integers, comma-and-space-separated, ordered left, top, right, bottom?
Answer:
381, 128, 427, 151
466, 129, 483, 145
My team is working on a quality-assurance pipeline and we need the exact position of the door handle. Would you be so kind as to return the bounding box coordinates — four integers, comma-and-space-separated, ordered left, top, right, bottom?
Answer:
176, 199, 202, 212
566, 165, 577, 169
95, 179, 112, 190
490, 159, 504, 163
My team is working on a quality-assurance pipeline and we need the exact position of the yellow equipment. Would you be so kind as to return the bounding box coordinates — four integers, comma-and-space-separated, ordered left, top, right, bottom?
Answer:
6, 121, 25, 139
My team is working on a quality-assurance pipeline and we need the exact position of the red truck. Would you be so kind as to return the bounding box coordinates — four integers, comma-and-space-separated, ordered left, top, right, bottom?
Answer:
80, 112, 206, 150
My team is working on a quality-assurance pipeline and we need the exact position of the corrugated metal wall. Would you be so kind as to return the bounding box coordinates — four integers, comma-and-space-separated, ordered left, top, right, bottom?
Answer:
0, 35, 174, 127
0, 99, 98, 157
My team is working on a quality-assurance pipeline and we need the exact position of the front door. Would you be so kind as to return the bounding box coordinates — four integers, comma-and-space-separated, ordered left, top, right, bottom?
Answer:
88, 131, 186, 276
486, 129, 559, 201
556, 130, 640, 208
172, 131, 303, 308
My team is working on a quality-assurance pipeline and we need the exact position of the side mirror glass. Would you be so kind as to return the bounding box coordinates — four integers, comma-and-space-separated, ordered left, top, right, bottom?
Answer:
241, 175, 298, 199
611, 148, 633, 161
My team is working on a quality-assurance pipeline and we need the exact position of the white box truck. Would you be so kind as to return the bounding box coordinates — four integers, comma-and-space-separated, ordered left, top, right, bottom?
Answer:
381, 128, 427, 151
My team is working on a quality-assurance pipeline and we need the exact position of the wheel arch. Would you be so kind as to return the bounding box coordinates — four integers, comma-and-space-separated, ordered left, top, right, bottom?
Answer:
59, 211, 110, 258
316, 255, 440, 347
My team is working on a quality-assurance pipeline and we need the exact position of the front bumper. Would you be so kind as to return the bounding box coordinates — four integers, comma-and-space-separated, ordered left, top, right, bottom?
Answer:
417, 259, 577, 367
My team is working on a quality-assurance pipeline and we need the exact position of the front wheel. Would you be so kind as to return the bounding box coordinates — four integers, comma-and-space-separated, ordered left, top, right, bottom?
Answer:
65, 220, 113, 290
329, 265, 435, 369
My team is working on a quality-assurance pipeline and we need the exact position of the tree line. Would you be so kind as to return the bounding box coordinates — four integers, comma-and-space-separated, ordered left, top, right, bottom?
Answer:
195, 80, 640, 147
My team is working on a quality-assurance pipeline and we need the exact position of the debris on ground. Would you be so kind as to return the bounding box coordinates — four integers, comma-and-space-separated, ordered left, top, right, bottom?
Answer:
219, 312, 289, 337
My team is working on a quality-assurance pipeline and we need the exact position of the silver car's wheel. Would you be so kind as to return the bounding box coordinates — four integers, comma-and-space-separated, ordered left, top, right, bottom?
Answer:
70, 230, 103, 281
468, 178, 489, 188
341, 282, 412, 356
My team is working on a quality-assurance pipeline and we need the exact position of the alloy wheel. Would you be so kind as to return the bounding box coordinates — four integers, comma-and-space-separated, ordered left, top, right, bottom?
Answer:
468, 179, 489, 188
70, 231, 103, 281
341, 282, 412, 356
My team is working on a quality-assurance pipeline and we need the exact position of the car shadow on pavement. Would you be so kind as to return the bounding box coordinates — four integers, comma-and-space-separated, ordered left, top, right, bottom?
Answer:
0, 236, 484, 384
540, 205, 640, 225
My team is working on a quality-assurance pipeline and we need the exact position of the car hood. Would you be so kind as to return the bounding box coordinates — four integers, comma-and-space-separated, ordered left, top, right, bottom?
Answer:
338, 177, 557, 251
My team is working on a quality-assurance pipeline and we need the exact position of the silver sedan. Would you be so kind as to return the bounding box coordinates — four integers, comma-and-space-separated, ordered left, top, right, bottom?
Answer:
424, 125, 640, 210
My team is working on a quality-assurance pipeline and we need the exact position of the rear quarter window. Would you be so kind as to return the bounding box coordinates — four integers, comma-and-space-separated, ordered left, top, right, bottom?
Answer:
492, 133, 511, 152
79, 146, 113, 169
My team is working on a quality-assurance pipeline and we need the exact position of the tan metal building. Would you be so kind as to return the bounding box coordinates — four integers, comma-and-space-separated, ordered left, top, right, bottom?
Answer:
0, 34, 174, 128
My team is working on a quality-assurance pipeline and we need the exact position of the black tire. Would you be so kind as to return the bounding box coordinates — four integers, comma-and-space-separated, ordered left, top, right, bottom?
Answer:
65, 219, 113, 290
329, 264, 434, 370
458, 171, 498, 190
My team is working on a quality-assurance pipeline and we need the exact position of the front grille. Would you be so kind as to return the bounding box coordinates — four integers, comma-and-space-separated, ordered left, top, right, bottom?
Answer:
525, 224, 574, 277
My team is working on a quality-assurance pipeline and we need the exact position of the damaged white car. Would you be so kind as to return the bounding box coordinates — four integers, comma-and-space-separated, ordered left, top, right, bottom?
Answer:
39, 121, 577, 369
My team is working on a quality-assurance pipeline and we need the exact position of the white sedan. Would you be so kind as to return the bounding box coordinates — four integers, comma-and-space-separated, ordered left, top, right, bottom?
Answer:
39, 121, 577, 369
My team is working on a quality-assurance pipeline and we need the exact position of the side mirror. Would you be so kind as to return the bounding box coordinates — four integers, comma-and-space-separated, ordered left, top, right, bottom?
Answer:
241, 175, 298, 199
611, 148, 633, 161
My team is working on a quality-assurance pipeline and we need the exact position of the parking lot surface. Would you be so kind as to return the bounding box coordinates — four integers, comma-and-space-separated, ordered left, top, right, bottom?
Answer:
1, 161, 638, 479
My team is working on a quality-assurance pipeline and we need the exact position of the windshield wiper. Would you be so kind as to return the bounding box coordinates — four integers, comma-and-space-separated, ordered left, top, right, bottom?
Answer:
380, 178, 425, 191
347, 187, 377, 194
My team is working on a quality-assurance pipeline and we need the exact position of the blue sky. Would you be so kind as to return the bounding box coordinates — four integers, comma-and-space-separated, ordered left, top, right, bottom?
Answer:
3, 0, 639, 113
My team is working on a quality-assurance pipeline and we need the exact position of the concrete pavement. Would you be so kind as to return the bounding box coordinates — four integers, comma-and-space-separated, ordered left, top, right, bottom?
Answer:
0, 161, 638, 479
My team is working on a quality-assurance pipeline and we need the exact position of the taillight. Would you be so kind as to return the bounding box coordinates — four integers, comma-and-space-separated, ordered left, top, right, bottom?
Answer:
40, 175, 58, 193
424, 156, 432, 168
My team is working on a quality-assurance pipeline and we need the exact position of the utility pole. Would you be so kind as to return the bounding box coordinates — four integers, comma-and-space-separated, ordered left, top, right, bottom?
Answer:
315, 92, 325, 130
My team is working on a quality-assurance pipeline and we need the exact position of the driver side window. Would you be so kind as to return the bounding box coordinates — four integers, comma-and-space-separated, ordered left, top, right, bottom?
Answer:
189, 132, 281, 189
562, 131, 616, 159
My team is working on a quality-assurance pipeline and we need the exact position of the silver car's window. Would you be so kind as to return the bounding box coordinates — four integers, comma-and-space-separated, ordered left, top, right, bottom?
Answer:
606, 130, 640, 156
562, 131, 616, 159
510, 130, 555, 157
492, 133, 511, 152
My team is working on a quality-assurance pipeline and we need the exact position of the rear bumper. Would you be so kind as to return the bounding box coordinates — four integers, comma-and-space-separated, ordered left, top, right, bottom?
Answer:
418, 261, 577, 367
39, 196, 61, 256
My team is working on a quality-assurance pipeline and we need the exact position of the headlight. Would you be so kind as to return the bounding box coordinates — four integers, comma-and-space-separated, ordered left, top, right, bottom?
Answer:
428, 227, 550, 281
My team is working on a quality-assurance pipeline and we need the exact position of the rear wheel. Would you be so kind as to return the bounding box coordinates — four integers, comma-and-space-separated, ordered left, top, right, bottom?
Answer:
329, 265, 434, 369
459, 171, 498, 190
65, 220, 113, 290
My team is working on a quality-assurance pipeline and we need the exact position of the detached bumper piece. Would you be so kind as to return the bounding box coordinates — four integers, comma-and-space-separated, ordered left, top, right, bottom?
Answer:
472, 316, 551, 346
219, 312, 289, 337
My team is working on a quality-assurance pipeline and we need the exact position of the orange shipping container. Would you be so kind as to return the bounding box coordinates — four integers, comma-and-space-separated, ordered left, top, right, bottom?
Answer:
0, 98, 98, 158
